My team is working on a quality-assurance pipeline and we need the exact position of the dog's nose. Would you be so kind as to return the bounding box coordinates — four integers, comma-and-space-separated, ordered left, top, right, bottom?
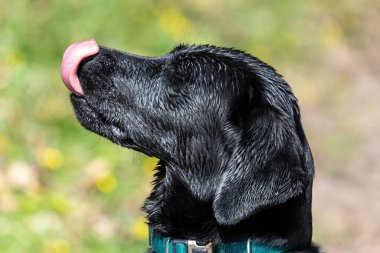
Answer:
61, 39, 99, 95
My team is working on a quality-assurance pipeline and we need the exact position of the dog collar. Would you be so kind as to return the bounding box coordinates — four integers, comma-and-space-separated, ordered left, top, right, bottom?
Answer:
149, 227, 290, 253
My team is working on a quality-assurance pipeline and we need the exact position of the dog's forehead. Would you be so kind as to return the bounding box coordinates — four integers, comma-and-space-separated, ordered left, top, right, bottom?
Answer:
170, 45, 229, 60
168, 45, 253, 76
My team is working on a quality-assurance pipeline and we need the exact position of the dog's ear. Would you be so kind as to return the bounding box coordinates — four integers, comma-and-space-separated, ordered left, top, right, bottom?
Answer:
213, 96, 310, 225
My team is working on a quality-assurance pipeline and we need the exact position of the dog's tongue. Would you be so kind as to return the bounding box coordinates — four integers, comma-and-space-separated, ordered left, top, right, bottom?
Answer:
61, 39, 99, 95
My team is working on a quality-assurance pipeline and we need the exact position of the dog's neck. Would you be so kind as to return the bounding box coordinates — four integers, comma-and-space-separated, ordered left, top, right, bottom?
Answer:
143, 160, 313, 248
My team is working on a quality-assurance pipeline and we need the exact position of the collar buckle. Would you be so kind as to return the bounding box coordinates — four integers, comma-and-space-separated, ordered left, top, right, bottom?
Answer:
187, 240, 213, 253
170, 238, 213, 253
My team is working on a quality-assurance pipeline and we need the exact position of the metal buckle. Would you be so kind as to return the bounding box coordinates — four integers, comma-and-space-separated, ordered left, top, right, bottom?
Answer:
170, 239, 213, 253
187, 240, 213, 253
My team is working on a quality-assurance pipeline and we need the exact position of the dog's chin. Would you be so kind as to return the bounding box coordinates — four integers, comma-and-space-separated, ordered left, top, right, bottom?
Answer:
70, 94, 126, 145
70, 94, 97, 123
70, 94, 164, 159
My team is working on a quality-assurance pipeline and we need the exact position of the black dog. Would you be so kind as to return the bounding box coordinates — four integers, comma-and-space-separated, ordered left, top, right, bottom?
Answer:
61, 40, 322, 253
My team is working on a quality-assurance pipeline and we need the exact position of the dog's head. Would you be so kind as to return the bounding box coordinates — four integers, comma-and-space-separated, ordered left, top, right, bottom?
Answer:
62, 40, 313, 225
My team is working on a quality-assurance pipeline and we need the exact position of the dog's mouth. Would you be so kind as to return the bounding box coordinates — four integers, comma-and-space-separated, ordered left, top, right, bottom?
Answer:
61, 39, 100, 96
70, 93, 130, 145
70, 93, 101, 126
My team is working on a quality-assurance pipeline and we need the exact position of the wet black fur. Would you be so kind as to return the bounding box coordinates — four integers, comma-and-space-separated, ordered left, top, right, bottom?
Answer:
70, 44, 322, 252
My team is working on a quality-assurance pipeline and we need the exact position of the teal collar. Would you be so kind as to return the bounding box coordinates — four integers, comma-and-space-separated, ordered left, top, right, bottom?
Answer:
149, 228, 290, 253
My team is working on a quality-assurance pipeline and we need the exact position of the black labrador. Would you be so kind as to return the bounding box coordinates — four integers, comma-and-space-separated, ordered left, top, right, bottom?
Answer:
61, 40, 322, 253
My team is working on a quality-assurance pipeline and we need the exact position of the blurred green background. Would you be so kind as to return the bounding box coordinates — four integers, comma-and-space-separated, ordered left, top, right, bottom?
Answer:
1, 0, 379, 252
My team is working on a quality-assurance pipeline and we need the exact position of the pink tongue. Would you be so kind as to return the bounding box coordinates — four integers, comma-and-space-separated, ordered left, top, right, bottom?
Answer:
61, 39, 99, 95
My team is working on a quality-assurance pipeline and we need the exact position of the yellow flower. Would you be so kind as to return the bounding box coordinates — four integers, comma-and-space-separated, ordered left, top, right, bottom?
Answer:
159, 7, 191, 39
95, 172, 117, 194
321, 17, 345, 46
142, 157, 159, 176
50, 195, 71, 215
5, 49, 26, 69
130, 216, 148, 240
43, 239, 71, 253
39, 148, 64, 170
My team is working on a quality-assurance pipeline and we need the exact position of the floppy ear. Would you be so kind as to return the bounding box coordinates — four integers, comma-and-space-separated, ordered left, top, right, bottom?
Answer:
213, 105, 309, 225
